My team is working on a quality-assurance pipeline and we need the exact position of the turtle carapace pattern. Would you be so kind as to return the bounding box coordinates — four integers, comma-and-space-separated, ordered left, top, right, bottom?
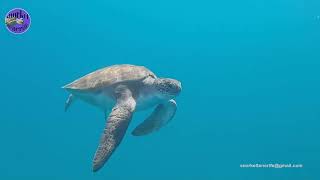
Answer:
63, 64, 182, 172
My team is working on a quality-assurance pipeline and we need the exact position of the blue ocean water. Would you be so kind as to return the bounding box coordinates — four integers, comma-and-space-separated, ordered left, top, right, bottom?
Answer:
1, 0, 320, 179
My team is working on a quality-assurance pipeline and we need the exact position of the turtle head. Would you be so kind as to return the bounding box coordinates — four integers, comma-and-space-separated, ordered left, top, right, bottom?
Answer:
154, 78, 182, 99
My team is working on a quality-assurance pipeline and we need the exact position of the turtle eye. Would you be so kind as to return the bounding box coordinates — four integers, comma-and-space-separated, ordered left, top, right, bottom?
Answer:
149, 74, 156, 78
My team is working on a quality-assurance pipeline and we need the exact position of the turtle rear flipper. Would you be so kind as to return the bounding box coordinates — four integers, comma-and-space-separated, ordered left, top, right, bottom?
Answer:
64, 94, 75, 112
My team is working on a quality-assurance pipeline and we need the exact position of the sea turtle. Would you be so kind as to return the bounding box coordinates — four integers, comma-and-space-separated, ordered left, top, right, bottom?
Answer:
5, 17, 17, 26
16, 18, 24, 25
63, 64, 182, 172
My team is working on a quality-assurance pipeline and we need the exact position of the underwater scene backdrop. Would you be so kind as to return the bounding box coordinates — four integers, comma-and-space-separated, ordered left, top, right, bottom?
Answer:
1, 0, 320, 179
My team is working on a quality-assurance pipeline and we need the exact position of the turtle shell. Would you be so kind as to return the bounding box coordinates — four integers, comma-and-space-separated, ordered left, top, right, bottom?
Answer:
63, 64, 156, 91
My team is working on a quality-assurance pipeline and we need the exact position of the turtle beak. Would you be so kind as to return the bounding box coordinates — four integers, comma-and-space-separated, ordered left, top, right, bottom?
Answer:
176, 81, 182, 96
170, 79, 182, 97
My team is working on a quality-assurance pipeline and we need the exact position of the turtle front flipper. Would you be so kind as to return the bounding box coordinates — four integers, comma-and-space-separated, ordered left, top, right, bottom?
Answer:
93, 86, 136, 172
132, 99, 177, 136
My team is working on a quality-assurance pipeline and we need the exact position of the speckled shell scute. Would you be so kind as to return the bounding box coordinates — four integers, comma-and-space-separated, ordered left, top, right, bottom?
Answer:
63, 64, 156, 91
